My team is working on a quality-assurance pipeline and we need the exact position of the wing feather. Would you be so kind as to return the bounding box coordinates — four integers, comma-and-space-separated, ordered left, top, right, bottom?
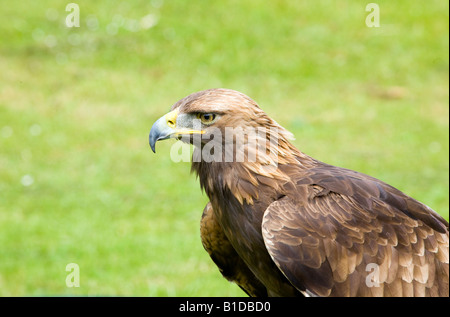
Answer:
261, 166, 449, 297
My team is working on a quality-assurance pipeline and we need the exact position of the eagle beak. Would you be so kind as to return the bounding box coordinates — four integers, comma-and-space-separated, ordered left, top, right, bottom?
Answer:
149, 109, 205, 153
149, 110, 179, 153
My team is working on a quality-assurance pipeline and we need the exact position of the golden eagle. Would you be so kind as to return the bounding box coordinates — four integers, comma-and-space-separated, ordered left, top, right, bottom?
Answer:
149, 88, 449, 297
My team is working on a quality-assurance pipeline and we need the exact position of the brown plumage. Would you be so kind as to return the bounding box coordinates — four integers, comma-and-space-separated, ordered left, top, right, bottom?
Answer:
149, 88, 449, 297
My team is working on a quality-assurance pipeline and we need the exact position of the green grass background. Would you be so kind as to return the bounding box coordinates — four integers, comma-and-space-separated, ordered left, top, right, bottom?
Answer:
0, 0, 448, 296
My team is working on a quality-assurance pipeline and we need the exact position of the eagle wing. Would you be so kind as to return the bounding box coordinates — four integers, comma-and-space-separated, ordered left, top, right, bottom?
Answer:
261, 166, 449, 297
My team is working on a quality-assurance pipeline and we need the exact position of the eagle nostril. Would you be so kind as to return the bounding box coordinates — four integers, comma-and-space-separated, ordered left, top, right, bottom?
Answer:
167, 119, 175, 127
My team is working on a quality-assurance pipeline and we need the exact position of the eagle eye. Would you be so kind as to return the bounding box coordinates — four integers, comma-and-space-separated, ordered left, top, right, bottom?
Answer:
197, 113, 216, 124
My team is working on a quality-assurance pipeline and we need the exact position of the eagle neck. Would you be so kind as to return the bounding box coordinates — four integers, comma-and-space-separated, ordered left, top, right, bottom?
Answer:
191, 141, 317, 206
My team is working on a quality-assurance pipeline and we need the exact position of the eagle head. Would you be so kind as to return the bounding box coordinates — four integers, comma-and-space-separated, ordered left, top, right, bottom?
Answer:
149, 88, 294, 158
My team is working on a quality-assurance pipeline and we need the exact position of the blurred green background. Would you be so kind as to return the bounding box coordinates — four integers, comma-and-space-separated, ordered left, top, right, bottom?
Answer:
0, 0, 448, 296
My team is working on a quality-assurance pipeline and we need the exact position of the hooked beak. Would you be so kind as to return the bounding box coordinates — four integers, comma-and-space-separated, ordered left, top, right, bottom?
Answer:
149, 109, 205, 153
149, 110, 178, 153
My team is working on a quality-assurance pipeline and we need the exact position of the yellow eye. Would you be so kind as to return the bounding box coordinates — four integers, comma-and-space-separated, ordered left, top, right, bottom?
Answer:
197, 113, 216, 124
